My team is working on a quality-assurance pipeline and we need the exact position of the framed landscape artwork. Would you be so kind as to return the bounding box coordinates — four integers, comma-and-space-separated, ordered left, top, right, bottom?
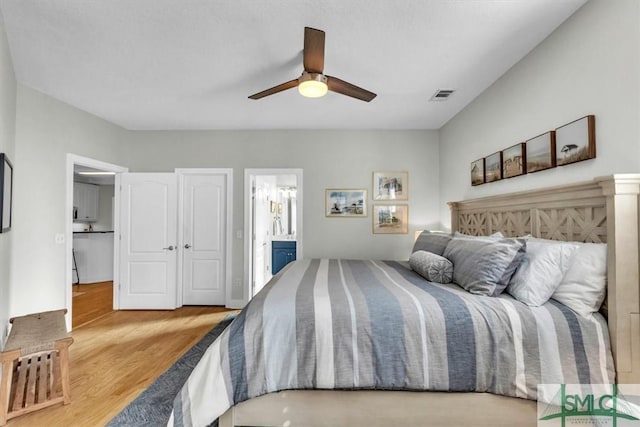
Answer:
485, 151, 503, 183
526, 131, 556, 173
325, 189, 367, 217
555, 115, 596, 166
470, 158, 485, 186
372, 171, 408, 200
373, 204, 409, 234
502, 143, 526, 179
0, 153, 13, 233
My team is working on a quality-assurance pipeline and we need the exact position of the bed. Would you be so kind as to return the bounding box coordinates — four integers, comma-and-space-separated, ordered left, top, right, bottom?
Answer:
170, 174, 640, 427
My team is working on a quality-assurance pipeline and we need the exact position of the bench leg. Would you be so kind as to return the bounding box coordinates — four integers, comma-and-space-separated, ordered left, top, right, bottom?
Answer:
55, 339, 73, 405
0, 361, 9, 426
0, 350, 20, 426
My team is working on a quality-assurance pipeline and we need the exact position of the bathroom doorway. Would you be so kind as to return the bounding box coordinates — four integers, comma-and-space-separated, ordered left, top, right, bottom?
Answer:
244, 169, 302, 301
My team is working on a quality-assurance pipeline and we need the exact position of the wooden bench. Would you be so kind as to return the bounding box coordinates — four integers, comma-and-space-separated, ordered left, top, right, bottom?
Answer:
0, 309, 73, 425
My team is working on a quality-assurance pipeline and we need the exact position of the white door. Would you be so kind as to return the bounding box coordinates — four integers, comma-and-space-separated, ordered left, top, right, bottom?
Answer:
119, 173, 177, 309
182, 174, 227, 305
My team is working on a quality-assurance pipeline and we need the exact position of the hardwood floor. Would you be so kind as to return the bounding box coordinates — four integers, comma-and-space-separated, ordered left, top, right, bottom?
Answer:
72, 282, 114, 328
6, 306, 236, 427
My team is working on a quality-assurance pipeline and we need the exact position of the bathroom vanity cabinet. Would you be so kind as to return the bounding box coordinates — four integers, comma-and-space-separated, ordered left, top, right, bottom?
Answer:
272, 240, 296, 275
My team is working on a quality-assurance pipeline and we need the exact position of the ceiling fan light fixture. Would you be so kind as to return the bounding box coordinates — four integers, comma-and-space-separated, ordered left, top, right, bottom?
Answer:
298, 72, 328, 98
248, 28, 375, 102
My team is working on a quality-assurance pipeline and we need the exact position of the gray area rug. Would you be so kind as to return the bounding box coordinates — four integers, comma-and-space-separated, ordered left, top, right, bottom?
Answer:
107, 314, 236, 427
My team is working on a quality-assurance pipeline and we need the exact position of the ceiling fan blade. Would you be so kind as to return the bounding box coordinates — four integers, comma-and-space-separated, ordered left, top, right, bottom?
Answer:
303, 27, 325, 73
326, 76, 377, 102
248, 79, 298, 100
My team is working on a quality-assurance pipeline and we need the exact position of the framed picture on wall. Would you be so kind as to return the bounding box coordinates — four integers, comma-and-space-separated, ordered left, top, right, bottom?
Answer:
526, 131, 556, 173
372, 171, 408, 200
325, 189, 367, 217
555, 115, 596, 166
470, 158, 485, 186
0, 153, 13, 233
373, 204, 409, 234
484, 151, 503, 183
502, 143, 526, 179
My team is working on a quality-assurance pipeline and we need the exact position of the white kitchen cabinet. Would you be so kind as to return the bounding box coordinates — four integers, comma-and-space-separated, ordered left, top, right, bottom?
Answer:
72, 232, 114, 283
74, 182, 99, 222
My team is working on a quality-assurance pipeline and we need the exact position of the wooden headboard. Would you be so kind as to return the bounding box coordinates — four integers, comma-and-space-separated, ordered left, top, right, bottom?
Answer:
448, 174, 640, 384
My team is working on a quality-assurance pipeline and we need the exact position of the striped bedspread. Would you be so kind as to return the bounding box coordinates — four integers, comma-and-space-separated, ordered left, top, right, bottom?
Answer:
170, 259, 614, 426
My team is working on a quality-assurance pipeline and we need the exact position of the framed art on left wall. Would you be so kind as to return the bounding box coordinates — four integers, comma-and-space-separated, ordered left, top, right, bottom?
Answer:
0, 153, 13, 233
373, 204, 409, 234
325, 189, 367, 217
372, 171, 408, 200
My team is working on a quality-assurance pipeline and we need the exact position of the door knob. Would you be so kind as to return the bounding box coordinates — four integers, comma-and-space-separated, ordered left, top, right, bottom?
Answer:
184, 244, 191, 249
163, 245, 175, 251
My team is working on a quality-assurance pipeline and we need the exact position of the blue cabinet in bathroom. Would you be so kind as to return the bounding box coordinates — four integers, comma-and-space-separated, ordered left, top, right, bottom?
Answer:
272, 240, 296, 275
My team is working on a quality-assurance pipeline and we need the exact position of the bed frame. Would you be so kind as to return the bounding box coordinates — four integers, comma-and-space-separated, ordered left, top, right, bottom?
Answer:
219, 174, 640, 427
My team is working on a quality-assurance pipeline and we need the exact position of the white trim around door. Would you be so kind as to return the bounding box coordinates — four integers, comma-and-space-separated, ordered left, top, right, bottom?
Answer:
66, 154, 128, 331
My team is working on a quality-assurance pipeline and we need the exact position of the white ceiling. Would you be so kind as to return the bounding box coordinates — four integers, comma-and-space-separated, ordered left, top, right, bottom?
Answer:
0, 0, 587, 130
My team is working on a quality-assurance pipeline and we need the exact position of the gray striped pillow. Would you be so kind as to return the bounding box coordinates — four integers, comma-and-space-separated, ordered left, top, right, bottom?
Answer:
443, 237, 526, 296
412, 231, 453, 256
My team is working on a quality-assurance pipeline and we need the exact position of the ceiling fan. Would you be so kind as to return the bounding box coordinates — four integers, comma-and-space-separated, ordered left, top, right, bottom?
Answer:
248, 27, 377, 102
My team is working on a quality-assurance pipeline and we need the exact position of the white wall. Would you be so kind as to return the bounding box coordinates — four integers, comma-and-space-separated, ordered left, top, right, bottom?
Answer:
10, 85, 125, 318
122, 130, 440, 301
439, 0, 640, 227
0, 10, 16, 345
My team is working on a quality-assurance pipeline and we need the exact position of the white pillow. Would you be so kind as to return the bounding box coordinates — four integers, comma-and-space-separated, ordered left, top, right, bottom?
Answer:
551, 242, 607, 317
507, 240, 579, 306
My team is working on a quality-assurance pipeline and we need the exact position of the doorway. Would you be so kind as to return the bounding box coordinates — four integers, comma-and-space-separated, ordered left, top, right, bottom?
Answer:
72, 165, 115, 327
65, 154, 128, 331
244, 169, 303, 301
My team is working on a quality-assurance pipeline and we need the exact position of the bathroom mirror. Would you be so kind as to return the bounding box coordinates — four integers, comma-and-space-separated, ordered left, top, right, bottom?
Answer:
275, 185, 297, 237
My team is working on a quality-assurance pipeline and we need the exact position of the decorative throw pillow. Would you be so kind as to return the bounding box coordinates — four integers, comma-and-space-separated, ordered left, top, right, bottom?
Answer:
507, 240, 579, 306
443, 237, 526, 296
409, 250, 453, 284
412, 231, 453, 256
551, 242, 607, 317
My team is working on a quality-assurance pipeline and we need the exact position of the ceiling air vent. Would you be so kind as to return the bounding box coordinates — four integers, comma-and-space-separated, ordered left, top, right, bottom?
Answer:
430, 89, 455, 101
